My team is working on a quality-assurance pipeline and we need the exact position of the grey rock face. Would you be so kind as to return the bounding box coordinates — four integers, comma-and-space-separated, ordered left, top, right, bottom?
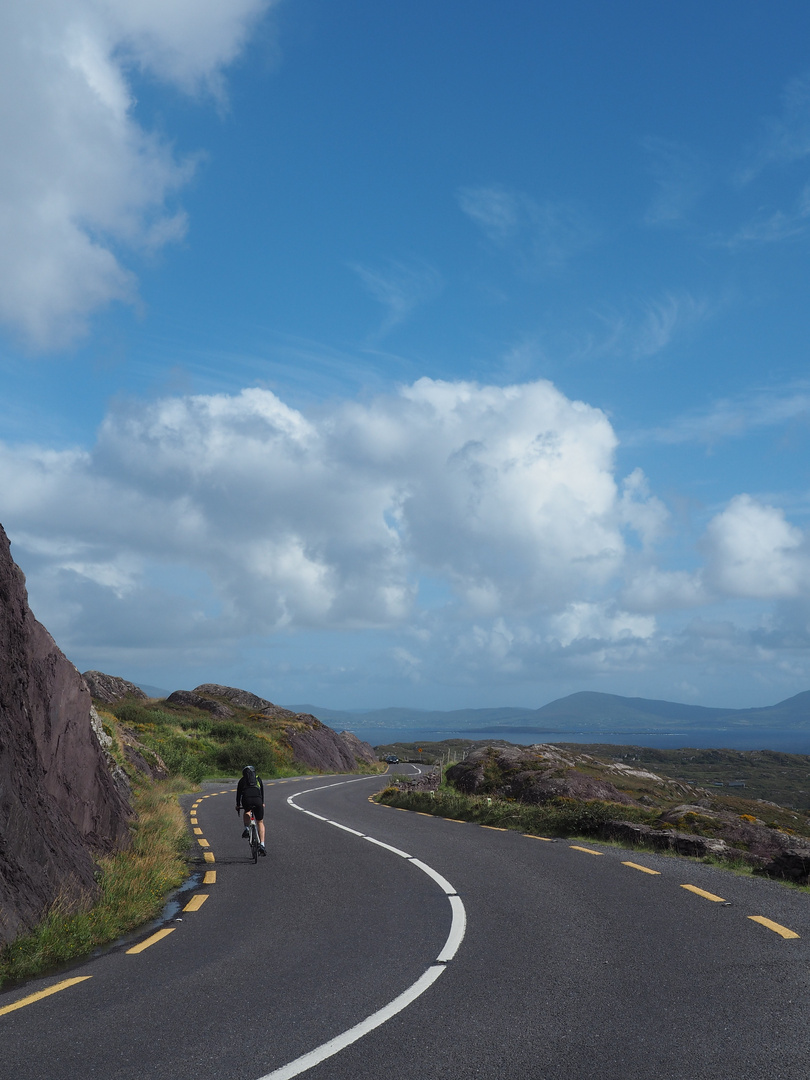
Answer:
338, 730, 378, 766
600, 821, 736, 860
270, 714, 377, 772
446, 744, 638, 806
0, 525, 132, 945
166, 690, 234, 717
83, 671, 147, 704
193, 684, 273, 711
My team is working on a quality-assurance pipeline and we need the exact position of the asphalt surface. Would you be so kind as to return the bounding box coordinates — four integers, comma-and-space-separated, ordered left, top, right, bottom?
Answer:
2, 765, 810, 1079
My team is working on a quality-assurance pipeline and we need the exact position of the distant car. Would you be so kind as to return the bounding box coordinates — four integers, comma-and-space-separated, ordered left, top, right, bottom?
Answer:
385, 755, 399, 764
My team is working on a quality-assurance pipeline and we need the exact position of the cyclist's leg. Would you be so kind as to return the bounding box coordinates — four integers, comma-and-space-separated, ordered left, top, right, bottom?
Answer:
243, 801, 263, 843
251, 802, 266, 846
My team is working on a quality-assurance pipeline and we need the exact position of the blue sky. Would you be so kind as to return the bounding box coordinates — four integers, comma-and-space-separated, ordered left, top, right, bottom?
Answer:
3, 0, 810, 711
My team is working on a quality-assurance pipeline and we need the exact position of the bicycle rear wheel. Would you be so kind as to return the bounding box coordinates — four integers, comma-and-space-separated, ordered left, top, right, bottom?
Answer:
250, 825, 259, 863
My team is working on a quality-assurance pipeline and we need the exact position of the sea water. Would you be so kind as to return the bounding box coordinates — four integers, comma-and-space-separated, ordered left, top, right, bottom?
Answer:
353, 727, 810, 755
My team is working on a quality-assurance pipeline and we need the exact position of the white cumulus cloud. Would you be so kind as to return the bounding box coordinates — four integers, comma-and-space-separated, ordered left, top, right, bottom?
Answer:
0, 0, 273, 350
0, 378, 664, 648
703, 494, 810, 599
6, 378, 810, 693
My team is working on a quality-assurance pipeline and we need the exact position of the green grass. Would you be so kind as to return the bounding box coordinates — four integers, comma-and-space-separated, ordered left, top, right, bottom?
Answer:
376, 784, 658, 836
376, 784, 810, 887
112, 701, 292, 782
0, 775, 192, 989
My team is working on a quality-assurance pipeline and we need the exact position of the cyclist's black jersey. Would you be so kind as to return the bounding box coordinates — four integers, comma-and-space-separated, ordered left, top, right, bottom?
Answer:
236, 775, 264, 807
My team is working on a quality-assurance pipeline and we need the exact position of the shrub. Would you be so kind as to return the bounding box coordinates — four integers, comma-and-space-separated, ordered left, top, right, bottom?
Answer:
215, 735, 278, 776
112, 702, 154, 726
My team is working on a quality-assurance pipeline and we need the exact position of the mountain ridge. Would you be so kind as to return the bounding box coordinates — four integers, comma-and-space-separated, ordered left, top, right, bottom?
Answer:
289, 690, 810, 733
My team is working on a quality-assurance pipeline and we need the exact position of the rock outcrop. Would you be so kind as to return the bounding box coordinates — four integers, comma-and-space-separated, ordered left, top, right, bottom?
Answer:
601, 805, 810, 883
446, 744, 638, 807
337, 730, 379, 767
83, 671, 146, 705
273, 713, 378, 772
0, 525, 132, 945
193, 684, 274, 711
166, 689, 234, 718
167, 684, 378, 773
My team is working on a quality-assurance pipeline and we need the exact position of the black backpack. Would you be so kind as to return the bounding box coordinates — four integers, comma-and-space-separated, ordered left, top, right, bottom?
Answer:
242, 766, 261, 799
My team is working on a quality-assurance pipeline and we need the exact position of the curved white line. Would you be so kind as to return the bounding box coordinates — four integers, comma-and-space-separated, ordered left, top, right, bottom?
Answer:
258, 778, 467, 1080
261, 966, 445, 1080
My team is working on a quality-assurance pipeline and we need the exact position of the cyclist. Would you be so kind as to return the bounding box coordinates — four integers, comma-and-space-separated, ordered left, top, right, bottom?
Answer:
236, 765, 266, 855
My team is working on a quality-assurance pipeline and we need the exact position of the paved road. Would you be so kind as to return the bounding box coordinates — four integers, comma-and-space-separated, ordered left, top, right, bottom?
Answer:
2, 766, 809, 1079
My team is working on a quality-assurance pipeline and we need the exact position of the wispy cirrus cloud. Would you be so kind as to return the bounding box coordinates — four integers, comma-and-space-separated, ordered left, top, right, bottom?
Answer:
349, 258, 443, 339
457, 184, 596, 271
724, 183, 810, 248
737, 72, 810, 184
642, 137, 706, 227
630, 381, 810, 447
571, 291, 710, 364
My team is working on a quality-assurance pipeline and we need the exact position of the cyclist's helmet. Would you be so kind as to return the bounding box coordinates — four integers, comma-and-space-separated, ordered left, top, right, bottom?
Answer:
242, 765, 256, 785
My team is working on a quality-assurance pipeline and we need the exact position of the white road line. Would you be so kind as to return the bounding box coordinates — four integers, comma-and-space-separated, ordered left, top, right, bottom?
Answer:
260, 966, 445, 1080
261, 779, 467, 1080
364, 836, 412, 858
409, 858, 457, 896
328, 821, 365, 836
437, 895, 467, 962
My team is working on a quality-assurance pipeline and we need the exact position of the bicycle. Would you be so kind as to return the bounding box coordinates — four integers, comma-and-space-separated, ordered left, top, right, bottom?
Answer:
245, 810, 260, 863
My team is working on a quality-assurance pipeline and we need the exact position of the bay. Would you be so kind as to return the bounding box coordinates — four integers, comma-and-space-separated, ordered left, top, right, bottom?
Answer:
349, 726, 810, 755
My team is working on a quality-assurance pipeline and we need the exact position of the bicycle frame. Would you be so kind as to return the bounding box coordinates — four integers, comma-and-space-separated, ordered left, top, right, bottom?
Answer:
245, 810, 260, 863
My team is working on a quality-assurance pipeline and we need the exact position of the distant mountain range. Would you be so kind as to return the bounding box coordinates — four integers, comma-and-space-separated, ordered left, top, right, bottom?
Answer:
290, 690, 810, 734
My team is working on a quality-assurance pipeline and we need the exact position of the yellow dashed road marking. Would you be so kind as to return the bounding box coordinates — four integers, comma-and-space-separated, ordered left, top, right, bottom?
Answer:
193, 828, 202, 835
197, 838, 209, 848
681, 884, 726, 902
203, 871, 216, 884
623, 861, 661, 875
183, 894, 208, 912
126, 928, 175, 954
481, 825, 508, 832
748, 916, 799, 939
524, 834, 554, 841
0, 977, 92, 1017
204, 852, 215, 863
570, 845, 603, 856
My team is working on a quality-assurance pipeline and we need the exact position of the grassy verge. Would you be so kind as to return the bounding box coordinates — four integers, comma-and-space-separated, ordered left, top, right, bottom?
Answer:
376, 785, 659, 836
375, 785, 773, 876
0, 775, 192, 989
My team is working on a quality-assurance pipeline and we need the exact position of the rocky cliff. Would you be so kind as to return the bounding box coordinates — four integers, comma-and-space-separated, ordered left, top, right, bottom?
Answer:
167, 684, 380, 772
0, 525, 132, 945
82, 671, 146, 705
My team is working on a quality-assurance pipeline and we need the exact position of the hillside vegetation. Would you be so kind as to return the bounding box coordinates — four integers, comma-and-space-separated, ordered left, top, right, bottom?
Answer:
0, 684, 380, 988
107, 689, 383, 783
378, 740, 810, 884
110, 700, 294, 782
